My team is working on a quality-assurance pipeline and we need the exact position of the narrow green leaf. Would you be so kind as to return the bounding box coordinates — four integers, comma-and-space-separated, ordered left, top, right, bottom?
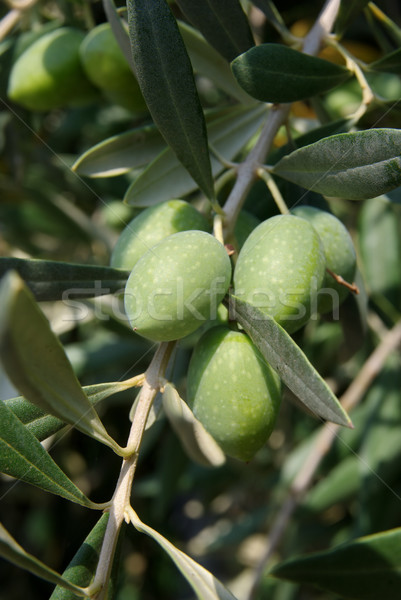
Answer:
178, 21, 255, 104
0, 522, 88, 596
129, 508, 237, 600
335, 0, 371, 38
0, 272, 122, 454
358, 196, 401, 304
271, 527, 401, 599
356, 362, 401, 535
368, 47, 401, 75
125, 103, 268, 206
249, 1, 289, 37
367, 3, 401, 47
49, 514, 109, 599
0, 258, 129, 301
127, 0, 214, 200
0, 400, 96, 507
102, 0, 135, 71
5, 379, 139, 442
72, 123, 165, 178
269, 117, 352, 164
228, 296, 352, 428
162, 383, 225, 468
304, 455, 361, 511
176, 0, 254, 62
231, 44, 351, 103
272, 128, 401, 200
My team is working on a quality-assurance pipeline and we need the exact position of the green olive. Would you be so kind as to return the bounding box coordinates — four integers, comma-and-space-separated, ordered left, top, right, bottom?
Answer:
233, 214, 325, 333
292, 206, 356, 314
80, 22, 147, 113
8, 27, 97, 111
111, 200, 210, 270
187, 326, 281, 461
124, 231, 232, 341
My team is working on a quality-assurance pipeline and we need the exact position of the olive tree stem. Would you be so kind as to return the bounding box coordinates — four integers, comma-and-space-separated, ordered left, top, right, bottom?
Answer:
222, 104, 290, 237
90, 341, 175, 599
222, 0, 341, 238
247, 318, 401, 600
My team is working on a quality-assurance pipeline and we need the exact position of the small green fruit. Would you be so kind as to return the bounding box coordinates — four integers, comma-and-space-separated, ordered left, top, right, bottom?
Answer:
80, 22, 147, 113
111, 200, 210, 270
124, 231, 231, 342
187, 326, 281, 461
7, 28, 98, 111
292, 206, 356, 314
233, 215, 325, 333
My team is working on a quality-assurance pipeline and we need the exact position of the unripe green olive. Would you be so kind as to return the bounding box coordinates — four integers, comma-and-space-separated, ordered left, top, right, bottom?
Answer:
80, 22, 147, 113
124, 231, 232, 341
7, 28, 98, 111
233, 215, 325, 333
292, 206, 356, 314
111, 200, 210, 270
187, 326, 281, 461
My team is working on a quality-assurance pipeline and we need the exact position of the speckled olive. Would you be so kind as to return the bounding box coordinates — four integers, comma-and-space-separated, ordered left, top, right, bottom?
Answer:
292, 206, 356, 314
187, 326, 281, 461
124, 231, 232, 342
233, 215, 325, 333
111, 200, 210, 270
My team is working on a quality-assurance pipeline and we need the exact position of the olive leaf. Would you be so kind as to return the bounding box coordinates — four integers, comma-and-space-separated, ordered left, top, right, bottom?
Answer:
178, 21, 254, 104
249, 1, 288, 37
271, 128, 401, 200
126, 0, 215, 201
72, 123, 165, 178
0, 522, 88, 597
129, 508, 237, 600
176, 0, 254, 62
231, 44, 351, 103
0, 258, 129, 301
368, 48, 401, 74
0, 399, 99, 507
335, 0, 371, 37
228, 296, 352, 428
271, 527, 401, 599
125, 103, 268, 206
102, 0, 135, 71
358, 197, 401, 304
49, 514, 109, 599
6, 379, 141, 442
303, 455, 360, 511
355, 361, 401, 534
162, 383, 226, 468
0, 272, 123, 455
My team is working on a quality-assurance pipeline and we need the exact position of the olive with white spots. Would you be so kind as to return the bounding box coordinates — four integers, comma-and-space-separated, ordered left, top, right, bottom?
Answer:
292, 206, 356, 314
187, 326, 281, 461
111, 199, 210, 270
233, 214, 325, 333
124, 231, 232, 342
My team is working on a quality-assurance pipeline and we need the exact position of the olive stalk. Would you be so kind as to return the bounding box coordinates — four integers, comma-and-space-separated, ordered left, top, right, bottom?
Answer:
90, 341, 176, 600
222, 0, 341, 238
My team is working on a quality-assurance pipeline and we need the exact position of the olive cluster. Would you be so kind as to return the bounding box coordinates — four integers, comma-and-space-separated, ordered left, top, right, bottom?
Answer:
7, 24, 146, 113
116, 200, 356, 461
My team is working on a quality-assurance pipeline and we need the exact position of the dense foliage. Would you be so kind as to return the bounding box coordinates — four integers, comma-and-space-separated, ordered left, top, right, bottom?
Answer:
1, 1, 401, 599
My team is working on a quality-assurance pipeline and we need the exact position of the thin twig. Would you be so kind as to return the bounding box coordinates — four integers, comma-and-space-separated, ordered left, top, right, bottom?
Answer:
90, 342, 175, 599
222, 0, 340, 239
247, 319, 401, 600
